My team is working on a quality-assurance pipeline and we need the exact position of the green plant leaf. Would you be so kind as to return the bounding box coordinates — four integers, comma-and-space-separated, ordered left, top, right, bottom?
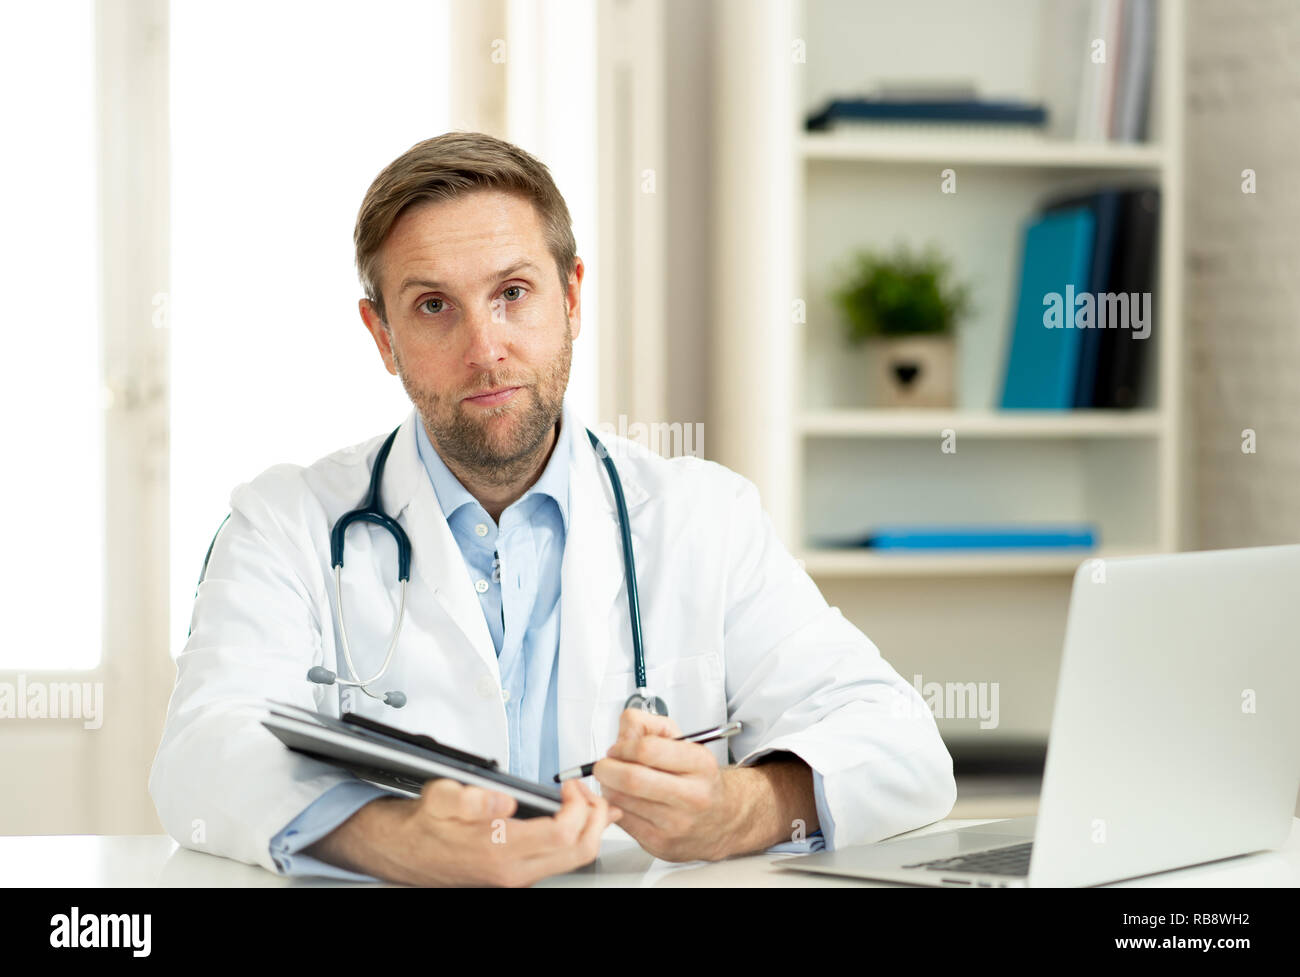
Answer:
831, 241, 973, 344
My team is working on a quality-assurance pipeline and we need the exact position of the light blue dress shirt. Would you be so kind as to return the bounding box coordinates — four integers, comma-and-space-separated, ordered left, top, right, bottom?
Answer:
268, 405, 830, 878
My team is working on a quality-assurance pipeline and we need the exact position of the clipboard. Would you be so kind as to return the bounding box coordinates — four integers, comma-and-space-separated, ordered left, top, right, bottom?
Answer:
260, 701, 563, 818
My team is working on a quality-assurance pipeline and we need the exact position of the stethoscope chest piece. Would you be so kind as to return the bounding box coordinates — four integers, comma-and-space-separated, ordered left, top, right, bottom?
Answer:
624, 691, 669, 716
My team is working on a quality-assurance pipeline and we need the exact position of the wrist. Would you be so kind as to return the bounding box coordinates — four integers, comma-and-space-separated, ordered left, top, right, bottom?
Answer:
716, 765, 768, 858
306, 795, 423, 884
719, 756, 818, 858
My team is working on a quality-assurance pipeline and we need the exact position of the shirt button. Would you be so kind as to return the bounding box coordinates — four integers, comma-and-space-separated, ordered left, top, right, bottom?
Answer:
475, 579, 489, 594
475, 675, 497, 698
474, 523, 489, 537
500, 688, 511, 703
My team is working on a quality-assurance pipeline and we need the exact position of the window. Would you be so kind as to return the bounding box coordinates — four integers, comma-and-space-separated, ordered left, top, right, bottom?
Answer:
169, 0, 451, 647
0, 0, 100, 669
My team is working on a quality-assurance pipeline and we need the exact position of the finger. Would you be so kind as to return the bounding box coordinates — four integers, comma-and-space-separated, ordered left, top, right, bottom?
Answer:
591, 756, 692, 805
498, 779, 596, 851
520, 789, 617, 877
487, 787, 624, 886
573, 790, 616, 855
616, 708, 682, 741
550, 778, 598, 842
420, 778, 516, 822
419, 778, 468, 819
607, 805, 662, 848
574, 779, 625, 822
599, 785, 671, 824
604, 735, 714, 774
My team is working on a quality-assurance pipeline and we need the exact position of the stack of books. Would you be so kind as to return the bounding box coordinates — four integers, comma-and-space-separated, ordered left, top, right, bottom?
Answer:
1000, 186, 1160, 410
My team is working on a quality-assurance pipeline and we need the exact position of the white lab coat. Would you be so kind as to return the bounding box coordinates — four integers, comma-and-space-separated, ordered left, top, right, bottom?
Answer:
149, 404, 956, 873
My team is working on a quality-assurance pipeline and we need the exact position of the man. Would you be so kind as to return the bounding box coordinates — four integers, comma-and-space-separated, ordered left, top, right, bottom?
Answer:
149, 131, 955, 887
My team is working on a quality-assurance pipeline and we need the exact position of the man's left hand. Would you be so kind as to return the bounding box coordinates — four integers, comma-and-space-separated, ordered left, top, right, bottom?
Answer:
591, 709, 739, 862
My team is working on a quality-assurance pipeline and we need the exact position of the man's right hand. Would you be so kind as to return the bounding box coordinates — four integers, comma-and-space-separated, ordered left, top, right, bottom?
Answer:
305, 778, 622, 887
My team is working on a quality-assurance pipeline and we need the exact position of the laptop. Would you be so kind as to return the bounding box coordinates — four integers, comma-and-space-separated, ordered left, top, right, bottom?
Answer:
775, 543, 1300, 887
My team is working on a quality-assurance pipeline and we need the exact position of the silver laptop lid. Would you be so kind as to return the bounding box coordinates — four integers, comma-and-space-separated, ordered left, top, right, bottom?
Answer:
1030, 544, 1300, 886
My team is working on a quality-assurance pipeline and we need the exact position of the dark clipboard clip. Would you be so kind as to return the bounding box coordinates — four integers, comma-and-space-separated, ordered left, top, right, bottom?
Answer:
340, 711, 500, 771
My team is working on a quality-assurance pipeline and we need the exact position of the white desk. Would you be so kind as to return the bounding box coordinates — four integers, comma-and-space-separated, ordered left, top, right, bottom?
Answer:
6, 818, 1300, 887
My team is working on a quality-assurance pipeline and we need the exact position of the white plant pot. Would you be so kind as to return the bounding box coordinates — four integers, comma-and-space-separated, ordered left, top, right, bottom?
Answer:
867, 335, 956, 408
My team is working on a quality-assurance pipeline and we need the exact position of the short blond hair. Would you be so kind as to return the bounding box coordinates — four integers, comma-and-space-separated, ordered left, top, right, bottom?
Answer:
354, 131, 577, 325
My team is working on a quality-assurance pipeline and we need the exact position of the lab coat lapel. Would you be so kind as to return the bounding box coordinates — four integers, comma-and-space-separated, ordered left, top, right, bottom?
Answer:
555, 409, 646, 772
383, 410, 499, 678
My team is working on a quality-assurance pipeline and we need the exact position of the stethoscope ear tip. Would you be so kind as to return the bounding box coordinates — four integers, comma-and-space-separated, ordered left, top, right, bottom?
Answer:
307, 666, 336, 686
384, 692, 407, 708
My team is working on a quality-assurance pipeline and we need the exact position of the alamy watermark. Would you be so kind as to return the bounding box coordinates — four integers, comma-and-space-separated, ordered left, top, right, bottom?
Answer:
0, 674, 104, 729
591, 414, 705, 460
1042, 286, 1152, 340
893, 673, 1000, 730
50, 908, 150, 957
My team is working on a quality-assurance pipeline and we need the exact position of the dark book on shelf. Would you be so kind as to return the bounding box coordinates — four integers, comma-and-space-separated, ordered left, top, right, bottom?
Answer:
1096, 187, 1160, 408
804, 97, 1048, 131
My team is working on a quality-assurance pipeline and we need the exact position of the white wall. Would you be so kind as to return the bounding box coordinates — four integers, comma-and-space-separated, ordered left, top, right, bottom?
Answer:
1185, 0, 1300, 549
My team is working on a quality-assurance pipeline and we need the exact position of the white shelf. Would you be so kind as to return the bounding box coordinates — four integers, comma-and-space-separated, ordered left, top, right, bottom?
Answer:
797, 546, 1156, 578
800, 132, 1168, 170
800, 409, 1166, 438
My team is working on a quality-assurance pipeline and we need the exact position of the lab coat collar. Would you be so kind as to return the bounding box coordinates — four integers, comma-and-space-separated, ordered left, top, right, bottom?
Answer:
413, 398, 575, 534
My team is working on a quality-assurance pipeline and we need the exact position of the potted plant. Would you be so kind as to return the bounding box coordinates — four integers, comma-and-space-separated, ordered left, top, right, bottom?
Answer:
831, 242, 972, 408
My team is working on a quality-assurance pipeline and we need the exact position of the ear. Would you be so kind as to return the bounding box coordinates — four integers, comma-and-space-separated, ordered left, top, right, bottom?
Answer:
565, 256, 585, 342
359, 298, 398, 376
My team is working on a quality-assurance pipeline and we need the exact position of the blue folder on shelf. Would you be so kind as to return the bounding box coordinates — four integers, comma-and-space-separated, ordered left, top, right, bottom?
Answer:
824, 525, 1098, 550
1043, 190, 1124, 407
999, 207, 1096, 409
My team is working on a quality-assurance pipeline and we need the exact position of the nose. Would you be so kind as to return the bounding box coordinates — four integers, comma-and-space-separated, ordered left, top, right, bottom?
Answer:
462, 299, 508, 370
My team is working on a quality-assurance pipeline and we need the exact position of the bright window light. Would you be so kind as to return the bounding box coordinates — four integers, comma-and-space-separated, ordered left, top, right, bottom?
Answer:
169, 0, 450, 650
0, 1, 99, 669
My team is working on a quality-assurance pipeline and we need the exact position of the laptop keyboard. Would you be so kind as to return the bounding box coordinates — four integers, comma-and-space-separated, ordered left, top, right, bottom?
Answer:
902, 841, 1033, 877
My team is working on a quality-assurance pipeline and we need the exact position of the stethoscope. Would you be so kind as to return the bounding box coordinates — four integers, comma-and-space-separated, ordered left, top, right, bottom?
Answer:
304, 424, 668, 716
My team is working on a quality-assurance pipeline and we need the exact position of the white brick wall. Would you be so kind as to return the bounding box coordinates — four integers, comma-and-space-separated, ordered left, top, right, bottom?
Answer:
1186, 0, 1300, 547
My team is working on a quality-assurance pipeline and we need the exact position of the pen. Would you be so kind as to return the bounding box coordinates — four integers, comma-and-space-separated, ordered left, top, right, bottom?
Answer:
552, 720, 743, 782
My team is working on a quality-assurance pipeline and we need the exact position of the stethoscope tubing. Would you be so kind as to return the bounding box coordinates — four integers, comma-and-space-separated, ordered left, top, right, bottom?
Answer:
585, 428, 647, 691
319, 422, 653, 711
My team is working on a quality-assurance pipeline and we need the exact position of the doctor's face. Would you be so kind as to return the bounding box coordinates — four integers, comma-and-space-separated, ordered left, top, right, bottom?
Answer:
360, 189, 582, 476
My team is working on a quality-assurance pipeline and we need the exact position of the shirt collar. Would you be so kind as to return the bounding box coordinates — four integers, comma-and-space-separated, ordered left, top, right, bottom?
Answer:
414, 397, 573, 532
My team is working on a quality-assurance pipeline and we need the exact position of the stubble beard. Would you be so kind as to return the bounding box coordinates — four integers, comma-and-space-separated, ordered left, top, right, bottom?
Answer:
392, 323, 573, 488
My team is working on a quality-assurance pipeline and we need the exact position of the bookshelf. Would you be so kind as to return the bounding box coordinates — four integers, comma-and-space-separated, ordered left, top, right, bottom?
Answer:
710, 0, 1184, 745
790, 0, 1182, 574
